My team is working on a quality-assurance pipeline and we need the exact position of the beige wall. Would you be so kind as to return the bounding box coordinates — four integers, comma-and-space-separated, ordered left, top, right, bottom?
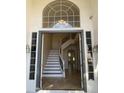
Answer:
89, 0, 98, 45
51, 34, 67, 49
26, 0, 98, 46
43, 34, 52, 64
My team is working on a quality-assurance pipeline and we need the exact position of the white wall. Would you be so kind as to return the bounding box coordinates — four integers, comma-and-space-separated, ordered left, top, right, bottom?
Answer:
26, 0, 98, 93
89, 0, 98, 45
26, 0, 98, 46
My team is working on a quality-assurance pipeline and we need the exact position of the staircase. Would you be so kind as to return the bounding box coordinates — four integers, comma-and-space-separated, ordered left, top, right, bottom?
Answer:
61, 39, 75, 49
61, 39, 75, 57
42, 50, 64, 77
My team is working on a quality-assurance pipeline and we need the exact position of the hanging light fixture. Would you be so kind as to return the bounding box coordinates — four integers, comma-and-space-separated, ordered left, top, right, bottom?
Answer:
26, 44, 30, 53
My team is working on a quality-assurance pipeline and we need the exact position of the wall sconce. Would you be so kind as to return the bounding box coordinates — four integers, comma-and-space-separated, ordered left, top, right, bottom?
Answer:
68, 49, 76, 63
72, 57, 75, 62
68, 52, 71, 57
26, 44, 30, 53
93, 45, 98, 52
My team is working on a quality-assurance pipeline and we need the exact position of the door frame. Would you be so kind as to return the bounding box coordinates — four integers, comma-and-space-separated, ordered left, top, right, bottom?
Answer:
35, 28, 88, 92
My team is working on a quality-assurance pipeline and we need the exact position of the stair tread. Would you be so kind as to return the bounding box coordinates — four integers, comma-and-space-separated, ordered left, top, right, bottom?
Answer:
43, 72, 62, 74
42, 49, 64, 77
45, 65, 60, 67
47, 60, 59, 61
43, 69, 61, 71
44, 68, 60, 69
46, 64, 60, 66
47, 63, 59, 64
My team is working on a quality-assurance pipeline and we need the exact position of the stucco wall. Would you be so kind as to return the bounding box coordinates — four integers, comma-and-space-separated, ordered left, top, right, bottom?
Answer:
26, 0, 98, 46
26, 0, 98, 93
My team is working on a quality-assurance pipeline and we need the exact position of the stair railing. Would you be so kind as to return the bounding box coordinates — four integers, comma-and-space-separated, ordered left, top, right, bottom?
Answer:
60, 34, 78, 57
59, 53, 65, 78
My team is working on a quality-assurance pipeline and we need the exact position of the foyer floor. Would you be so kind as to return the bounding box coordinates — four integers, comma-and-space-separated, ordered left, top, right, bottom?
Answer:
42, 69, 81, 90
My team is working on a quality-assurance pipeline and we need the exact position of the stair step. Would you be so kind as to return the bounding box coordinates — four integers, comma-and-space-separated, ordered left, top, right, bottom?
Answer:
48, 54, 58, 55
47, 63, 60, 65
45, 65, 60, 68
47, 59, 59, 61
47, 58, 59, 61
44, 67, 60, 70
47, 57, 59, 58
43, 69, 61, 71
46, 61, 60, 64
47, 62, 60, 64
44, 68, 61, 71
48, 56, 59, 57
43, 70, 62, 73
47, 60, 59, 62
47, 56, 59, 58
45, 64, 60, 67
47, 61, 59, 63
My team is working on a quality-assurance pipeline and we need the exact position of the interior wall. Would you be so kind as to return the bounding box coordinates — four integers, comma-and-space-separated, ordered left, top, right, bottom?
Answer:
63, 43, 80, 70
51, 34, 67, 49
43, 34, 52, 65
63, 49, 68, 69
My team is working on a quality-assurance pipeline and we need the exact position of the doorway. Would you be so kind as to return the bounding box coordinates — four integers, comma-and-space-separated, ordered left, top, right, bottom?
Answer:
36, 29, 87, 92
42, 33, 81, 90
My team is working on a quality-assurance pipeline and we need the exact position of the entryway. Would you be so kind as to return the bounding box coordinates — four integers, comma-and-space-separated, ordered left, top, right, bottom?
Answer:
42, 70, 81, 90
42, 33, 81, 90
35, 29, 87, 92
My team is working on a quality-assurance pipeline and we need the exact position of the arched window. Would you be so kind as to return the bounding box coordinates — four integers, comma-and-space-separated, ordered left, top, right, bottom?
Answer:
43, 0, 80, 28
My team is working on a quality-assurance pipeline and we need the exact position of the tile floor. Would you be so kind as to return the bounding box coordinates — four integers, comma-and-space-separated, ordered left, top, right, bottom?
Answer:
42, 69, 82, 90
